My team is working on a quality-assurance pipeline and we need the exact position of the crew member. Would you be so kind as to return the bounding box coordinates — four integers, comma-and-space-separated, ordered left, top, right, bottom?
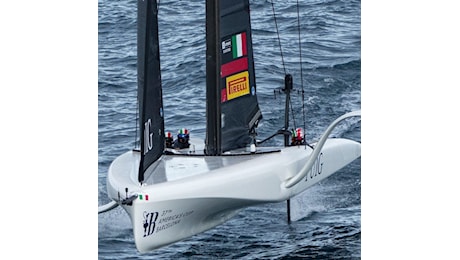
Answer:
291, 128, 304, 146
165, 131, 174, 148
173, 128, 190, 149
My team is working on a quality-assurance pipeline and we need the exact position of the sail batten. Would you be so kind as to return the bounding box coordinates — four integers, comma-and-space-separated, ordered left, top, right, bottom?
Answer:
137, 0, 164, 182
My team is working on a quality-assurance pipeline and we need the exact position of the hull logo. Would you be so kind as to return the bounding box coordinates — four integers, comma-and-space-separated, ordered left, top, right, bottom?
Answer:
305, 152, 324, 182
143, 211, 159, 237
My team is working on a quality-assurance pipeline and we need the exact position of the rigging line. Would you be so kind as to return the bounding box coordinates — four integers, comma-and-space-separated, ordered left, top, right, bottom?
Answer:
270, 1, 286, 75
296, 0, 307, 141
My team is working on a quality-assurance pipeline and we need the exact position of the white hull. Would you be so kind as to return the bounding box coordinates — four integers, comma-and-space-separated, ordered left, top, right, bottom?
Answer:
107, 138, 360, 252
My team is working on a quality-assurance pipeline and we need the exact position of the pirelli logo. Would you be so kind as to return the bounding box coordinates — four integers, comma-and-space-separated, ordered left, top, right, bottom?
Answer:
225, 71, 250, 101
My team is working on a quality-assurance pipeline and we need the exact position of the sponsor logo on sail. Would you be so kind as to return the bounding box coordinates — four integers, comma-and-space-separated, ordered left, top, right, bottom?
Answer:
143, 118, 153, 155
222, 39, 231, 54
221, 57, 248, 78
225, 71, 250, 101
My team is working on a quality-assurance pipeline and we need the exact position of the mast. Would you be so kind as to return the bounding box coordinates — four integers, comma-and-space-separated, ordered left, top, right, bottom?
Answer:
283, 74, 293, 146
284, 74, 293, 224
137, 0, 164, 182
205, 0, 222, 155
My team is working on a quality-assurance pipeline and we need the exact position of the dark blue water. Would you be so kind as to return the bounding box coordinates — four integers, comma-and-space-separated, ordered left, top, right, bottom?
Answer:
98, 0, 361, 258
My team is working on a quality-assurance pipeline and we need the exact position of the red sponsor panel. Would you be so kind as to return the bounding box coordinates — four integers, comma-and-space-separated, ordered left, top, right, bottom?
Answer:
221, 57, 248, 78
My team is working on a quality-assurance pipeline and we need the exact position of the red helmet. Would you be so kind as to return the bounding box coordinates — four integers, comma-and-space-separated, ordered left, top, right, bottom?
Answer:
294, 128, 303, 141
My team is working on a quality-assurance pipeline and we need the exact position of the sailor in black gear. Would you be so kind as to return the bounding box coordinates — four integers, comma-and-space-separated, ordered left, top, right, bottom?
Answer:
173, 128, 190, 149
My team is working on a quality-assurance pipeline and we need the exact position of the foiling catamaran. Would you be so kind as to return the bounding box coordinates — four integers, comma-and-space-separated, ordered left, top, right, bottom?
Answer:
98, 0, 361, 253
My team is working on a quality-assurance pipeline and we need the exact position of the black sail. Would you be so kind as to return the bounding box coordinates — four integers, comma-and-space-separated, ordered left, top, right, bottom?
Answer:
219, 0, 262, 152
137, 0, 164, 182
206, 0, 262, 154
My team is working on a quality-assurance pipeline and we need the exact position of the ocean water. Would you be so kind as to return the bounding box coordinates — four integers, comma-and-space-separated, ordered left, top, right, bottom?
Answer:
98, 0, 361, 258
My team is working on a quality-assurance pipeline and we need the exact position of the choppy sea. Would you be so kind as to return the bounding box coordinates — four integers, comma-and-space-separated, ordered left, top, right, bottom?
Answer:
98, 0, 361, 258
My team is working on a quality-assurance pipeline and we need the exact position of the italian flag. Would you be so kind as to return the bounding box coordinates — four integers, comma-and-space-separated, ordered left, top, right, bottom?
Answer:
139, 194, 149, 200
232, 32, 247, 59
